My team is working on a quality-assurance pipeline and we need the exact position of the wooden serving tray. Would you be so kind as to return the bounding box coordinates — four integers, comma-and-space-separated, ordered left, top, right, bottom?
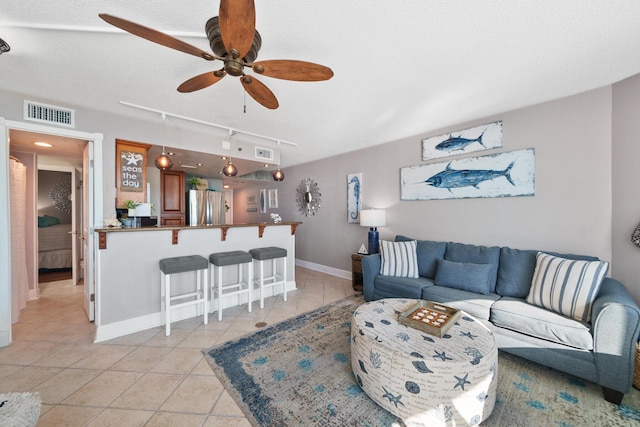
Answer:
398, 300, 462, 337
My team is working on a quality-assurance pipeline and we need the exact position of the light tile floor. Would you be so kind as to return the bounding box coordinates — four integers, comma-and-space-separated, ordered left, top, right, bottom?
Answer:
1, 267, 358, 426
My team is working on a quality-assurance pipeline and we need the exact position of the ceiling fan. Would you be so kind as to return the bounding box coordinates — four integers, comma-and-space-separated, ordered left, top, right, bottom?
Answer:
99, 0, 333, 109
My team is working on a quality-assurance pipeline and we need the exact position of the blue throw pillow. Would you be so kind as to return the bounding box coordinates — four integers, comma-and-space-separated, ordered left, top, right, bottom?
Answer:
444, 242, 500, 293
395, 235, 447, 279
434, 259, 493, 295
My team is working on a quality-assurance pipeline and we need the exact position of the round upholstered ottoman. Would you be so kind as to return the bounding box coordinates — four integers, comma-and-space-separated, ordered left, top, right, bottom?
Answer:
351, 298, 497, 426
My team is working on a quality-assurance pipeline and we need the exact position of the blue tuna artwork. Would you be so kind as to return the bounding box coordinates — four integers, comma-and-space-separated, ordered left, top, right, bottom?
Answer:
401, 148, 535, 201
422, 121, 503, 160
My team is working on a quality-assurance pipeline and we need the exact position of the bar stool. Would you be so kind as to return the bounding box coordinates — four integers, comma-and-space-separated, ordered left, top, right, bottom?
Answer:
250, 247, 287, 309
209, 250, 253, 321
159, 255, 209, 336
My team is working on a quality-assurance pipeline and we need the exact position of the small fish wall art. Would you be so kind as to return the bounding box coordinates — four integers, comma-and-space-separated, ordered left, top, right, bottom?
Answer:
422, 121, 503, 160
347, 173, 362, 223
401, 148, 535, 201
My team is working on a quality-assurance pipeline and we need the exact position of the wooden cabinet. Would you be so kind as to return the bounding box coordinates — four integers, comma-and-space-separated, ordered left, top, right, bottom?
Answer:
160, 170, 185, 226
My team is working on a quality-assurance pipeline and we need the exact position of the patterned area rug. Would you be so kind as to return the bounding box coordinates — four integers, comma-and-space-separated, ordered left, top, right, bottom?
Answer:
204, 296, 640, 426
0, 392, 41, 427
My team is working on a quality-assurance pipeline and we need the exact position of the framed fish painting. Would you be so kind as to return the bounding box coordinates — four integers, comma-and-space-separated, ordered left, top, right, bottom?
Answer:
347, 173, 362, 223
401, 148, 535, 201
422, 121, 503, 160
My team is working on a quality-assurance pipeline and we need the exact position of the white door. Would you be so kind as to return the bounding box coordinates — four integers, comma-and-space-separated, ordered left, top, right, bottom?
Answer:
83, 143, 95, 321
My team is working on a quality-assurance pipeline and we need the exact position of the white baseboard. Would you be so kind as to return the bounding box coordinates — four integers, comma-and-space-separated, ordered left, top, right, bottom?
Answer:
295, 259, 351, 280
95, 280, 297, 343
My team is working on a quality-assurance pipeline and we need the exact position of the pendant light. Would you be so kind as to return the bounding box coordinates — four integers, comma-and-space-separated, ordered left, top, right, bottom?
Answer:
222, 158, 238, 177
155, 113, 173, 171
272, 167, 284, 181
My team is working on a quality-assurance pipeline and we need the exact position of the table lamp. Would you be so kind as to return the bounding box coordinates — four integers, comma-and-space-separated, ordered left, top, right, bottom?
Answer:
360, 209, 386, 254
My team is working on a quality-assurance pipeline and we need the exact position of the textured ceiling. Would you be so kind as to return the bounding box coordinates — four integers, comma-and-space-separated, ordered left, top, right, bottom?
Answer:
2, 1, 640, 169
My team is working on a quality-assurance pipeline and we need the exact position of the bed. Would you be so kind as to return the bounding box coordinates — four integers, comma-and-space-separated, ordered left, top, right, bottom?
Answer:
38, 222, 73, 270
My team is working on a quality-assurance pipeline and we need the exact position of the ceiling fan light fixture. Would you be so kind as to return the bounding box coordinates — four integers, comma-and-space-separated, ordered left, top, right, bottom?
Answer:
222, 159, 237, 177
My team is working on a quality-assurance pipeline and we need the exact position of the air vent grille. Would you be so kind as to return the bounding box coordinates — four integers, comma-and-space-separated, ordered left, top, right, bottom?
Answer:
24, 100, 75, 127
255, 146, 274, 161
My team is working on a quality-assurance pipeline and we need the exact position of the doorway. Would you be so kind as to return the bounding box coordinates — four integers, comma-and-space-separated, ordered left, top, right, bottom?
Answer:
0, 117, 104, 347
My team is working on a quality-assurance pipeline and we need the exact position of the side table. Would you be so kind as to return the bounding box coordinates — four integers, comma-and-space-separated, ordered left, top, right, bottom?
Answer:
351, 253, 366, 292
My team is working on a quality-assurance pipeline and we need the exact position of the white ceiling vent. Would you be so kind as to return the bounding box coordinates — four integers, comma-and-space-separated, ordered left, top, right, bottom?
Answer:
255, 146, 274, 161
24, 100, 75, 128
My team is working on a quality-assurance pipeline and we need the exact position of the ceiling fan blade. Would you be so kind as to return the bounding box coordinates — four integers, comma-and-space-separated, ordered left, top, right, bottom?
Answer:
99, 13, 215, 61
219, 0, 256, 59
240, 75, 279, 109
177, 71, 226, 93
252, 60, 334, 81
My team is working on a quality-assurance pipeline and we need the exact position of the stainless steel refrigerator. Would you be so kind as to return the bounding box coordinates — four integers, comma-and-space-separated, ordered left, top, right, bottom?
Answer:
187, 190, 226, 226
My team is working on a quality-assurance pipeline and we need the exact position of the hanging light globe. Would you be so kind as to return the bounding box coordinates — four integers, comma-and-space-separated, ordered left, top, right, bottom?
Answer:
222, 160, 238, 177
272, 167, 285, 181
154, 151, 173, 171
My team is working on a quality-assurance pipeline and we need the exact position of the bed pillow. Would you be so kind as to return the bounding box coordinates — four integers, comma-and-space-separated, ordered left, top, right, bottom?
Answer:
526, 252, 608, 323
38, 215, 60, 227
380, 240, 419, 278
434, 259, 493, 295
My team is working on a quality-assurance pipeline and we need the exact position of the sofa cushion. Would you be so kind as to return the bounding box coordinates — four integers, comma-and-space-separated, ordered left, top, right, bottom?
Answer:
527, 252, 608, 323
445, 242, 500, 293
395, 235, 447, 279
491, 296, 593, 350
380, 240, 419, 278
373, 275, 434, 300
497, 247, 601, 298
421, 286, 500, 320
496, 247, 538, 298
434, 259, 493, 295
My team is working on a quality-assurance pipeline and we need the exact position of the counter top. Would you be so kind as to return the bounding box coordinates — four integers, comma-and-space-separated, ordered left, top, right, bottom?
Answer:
95, 222, 302, 233
94, 222, 302, 249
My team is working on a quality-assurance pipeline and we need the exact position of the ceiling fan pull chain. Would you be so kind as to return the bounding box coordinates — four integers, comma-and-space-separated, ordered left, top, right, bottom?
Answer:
244, 89, 247, 113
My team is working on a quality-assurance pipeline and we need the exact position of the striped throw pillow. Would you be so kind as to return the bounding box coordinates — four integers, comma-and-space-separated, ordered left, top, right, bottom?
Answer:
526, 252, 608, 323
380, 240, 419, 278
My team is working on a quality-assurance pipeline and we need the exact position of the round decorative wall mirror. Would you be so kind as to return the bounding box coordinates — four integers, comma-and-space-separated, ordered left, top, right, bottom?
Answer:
296, 178, 321, 216
50, 181, 72, 214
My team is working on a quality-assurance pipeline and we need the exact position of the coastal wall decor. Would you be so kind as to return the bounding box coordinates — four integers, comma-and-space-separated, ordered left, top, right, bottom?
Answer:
260, 189, 267, 213
422, 121, 503, 161
347, 173, 362, 223
401, 148, 535, 201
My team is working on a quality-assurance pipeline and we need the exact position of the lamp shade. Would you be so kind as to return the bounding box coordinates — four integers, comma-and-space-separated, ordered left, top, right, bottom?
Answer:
359, 209, 386, 227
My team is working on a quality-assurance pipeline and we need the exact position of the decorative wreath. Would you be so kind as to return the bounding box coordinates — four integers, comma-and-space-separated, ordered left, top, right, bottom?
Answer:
50, 181, 72, 214
296, 178, 321, 216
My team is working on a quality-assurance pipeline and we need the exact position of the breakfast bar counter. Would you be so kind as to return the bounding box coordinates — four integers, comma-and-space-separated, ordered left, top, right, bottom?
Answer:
93, 222, 301, 342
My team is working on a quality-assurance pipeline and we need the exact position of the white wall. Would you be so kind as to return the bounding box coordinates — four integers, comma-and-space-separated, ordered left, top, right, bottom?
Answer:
278, 86, 614, 277
612, 73, 640, 304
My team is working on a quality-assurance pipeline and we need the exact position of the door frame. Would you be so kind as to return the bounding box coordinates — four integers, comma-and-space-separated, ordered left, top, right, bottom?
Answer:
0, 117, 103, 347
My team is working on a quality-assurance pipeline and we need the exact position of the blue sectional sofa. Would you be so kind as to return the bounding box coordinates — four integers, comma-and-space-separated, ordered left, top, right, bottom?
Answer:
362, 235, 640, 404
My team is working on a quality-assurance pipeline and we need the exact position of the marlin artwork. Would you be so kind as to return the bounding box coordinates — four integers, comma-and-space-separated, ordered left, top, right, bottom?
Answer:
401, 148, 535, 201
422, 121, 503, 161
